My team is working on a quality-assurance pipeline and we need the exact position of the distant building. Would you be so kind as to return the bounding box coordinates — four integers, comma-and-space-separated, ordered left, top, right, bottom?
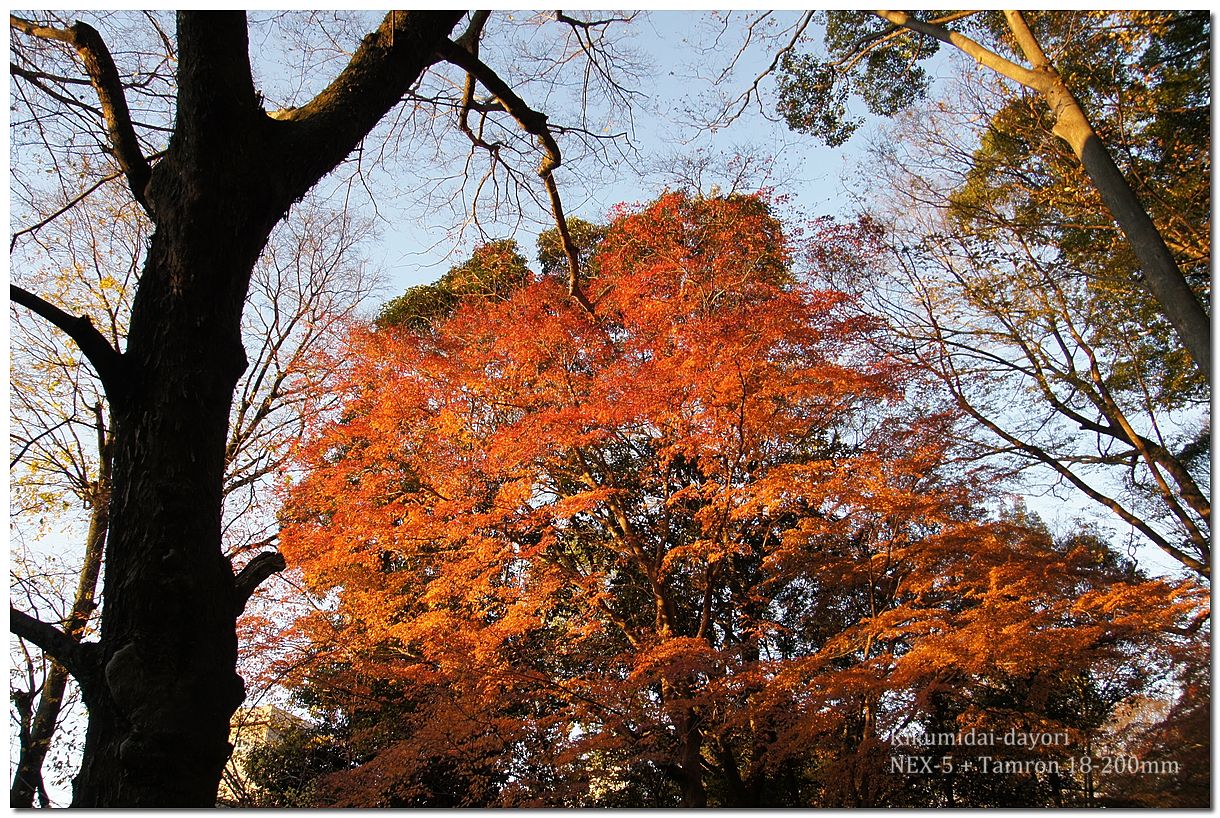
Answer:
217, 705, 307, 807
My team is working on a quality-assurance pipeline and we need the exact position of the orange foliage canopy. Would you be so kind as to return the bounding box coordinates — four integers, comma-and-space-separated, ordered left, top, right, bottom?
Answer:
277, 193, 1202, 806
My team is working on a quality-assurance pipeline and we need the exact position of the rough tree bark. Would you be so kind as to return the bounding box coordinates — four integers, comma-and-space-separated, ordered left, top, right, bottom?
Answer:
10, 10, 466, 806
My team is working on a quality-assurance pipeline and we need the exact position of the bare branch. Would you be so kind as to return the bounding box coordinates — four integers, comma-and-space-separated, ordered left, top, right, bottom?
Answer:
10, 170, 123, 252
9, 62, 105, 118
10, 608, 80, 671
8, 61, 93, 87
10, 15, 153, 211
437, 38, 596, 316
233, 550, 287, 616
555, 11, 634, 30
708, 11, 816, 130
916, 302, 1211, 576
10, 284, 127, 404
10, 418, 77, 469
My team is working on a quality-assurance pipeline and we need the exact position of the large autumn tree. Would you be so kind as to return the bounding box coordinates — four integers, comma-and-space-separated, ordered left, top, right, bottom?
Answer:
8, 10, 632, 806
275, 193, 1201, 807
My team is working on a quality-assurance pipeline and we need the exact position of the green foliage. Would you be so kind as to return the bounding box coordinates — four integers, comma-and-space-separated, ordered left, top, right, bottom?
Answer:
374, 283, 458, 333
242, 721, 350, 807
838, 11, 1209, 570
777, 11, 947, 145
376, 238, 530, 331
378, 220, 610, 332
536, 216, 607, 279
777, 52, 859, 147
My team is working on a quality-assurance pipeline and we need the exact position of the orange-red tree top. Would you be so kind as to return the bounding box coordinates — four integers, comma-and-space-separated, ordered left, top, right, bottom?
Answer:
276, 193, 1201, 807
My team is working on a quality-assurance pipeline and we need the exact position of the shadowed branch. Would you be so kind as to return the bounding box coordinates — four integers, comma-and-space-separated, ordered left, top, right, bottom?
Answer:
438, 37, 596, 316
10, 284, 127, 405
10, 15, 153, 211
233, 550, 287, 615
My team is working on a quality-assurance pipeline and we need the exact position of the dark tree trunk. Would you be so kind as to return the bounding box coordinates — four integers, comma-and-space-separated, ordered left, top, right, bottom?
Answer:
55, 11, 466, 807
677, 708, 707, 807
70, 181, 279, 805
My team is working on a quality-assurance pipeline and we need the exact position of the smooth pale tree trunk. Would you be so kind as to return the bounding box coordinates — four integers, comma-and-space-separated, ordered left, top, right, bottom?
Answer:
1043, 85, 1211, 377
876, 10, 1212, 382
1003, 10, 1212, 381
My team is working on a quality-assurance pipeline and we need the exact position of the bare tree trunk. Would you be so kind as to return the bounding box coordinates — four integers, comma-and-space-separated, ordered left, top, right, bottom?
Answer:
678, 708, 707, 807
70, 216, 271, 806
62, 12, 465, 806
10, 11, 464, 805
11, 665, 70, 806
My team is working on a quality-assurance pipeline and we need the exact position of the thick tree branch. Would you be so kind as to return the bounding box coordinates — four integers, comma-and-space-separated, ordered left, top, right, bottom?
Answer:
268, 11, 465, 205
437, 39, 596, 316
454, 9, 490, 52
453, 13, 500, 155
10, 284, 127, 404
1004, 10, 1211, 380
1002, 10, 1054, 70
10, 16, 153, 211
173, 11, 259, 144
233, 550, 287, 615
555, 11, 634, 30
873, 10, 1047, 91
10, 609, 81, 672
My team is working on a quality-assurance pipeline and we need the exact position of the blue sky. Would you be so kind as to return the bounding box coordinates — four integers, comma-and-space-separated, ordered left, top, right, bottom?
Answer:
355, 11, 864, 298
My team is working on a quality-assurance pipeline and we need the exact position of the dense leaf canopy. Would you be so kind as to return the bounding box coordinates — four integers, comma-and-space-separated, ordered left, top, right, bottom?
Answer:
272, 194, 1200, 807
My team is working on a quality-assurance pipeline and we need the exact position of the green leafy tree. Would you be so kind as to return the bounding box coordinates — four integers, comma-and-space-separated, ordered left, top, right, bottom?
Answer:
777, 11, 1210, 381
376, 239, 530, 331
378, 220, 609, 332
537, 216, 608, 279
